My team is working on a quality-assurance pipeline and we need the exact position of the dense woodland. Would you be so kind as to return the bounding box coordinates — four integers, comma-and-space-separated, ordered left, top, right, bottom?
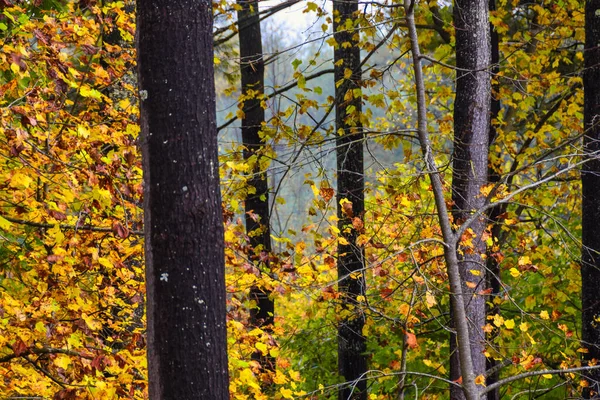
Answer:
0, 0, 599, 398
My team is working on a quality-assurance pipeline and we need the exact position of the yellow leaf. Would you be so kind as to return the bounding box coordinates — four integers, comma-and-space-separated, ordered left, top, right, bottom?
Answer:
518, 256, 531, 266
82, 313, 102, 331
255, 342, 268, 355
289, 370, 301, 382
343, 68, 352, 79
280, 387, 294, 399
540, 310, 550, 320
493, 314, 504, 327
520, 322, 529, 332
470, 269, 481, 276
504, 319, 515, 329
356, 295, 365, 303
10, 172, 33, 188
542, 374, 553, 379
80, 85, 102, 99
77, 124, 89, 138
54, 354, 72, 370
474, 374, 486, 386
47, 224, 65, 245
527, 332, 537, 345
425, 291, 437, 308
509, 267, 521, 278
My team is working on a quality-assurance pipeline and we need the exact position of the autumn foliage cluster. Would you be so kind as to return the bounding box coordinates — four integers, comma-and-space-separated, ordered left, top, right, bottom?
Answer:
0, 0, 596, 399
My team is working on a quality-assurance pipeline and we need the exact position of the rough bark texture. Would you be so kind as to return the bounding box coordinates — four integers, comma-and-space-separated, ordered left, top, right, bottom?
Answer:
137, 2, 229, 398
450, 0, 491, 398
582, 0, 600, 397
237, 0, 275, 373
333, 1, 367, 398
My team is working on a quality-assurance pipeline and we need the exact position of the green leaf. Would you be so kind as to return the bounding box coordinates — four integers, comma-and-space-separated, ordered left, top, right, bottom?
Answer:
0, 216, 12, 230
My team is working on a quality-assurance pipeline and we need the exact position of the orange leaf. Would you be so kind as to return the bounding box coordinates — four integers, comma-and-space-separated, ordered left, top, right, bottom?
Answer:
405, 332, 418, 349
319, 187, 334, 202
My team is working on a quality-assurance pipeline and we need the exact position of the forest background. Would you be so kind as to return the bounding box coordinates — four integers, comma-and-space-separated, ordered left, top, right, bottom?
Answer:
0, 0, 598, 399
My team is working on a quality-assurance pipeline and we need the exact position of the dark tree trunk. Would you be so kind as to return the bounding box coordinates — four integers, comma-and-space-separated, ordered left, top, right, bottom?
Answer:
450, 0, 491, 398
236, 0, 275, 374
485, 1, 501, 398
333, 1, 367, 399
137, 2, 229, 398
582, 0, 600, 397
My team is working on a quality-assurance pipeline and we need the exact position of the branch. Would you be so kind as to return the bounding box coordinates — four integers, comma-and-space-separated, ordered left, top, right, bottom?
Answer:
0, 346, 94, 363
480, 365, 600, 396
1, 215, 143, 236
214, 0, 302, 47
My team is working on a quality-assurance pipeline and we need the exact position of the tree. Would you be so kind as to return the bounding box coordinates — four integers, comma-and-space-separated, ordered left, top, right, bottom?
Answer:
333, 0, 367, 398
582, 0, 600, 396
236, 0, 275, 375
137, 1, 229, 398
449, 0, 491, 398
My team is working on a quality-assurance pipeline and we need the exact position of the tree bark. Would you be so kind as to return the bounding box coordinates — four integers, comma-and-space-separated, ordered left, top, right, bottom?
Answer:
333, 1, 367, 398
450, 0, 491, 399
236, 0, 275, 374
582, 0, 600, 397
137, 1, 229, 398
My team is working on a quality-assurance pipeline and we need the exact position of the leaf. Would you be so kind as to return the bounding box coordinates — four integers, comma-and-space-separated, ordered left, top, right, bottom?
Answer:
255, 342, 268, 355
319, 187, 334, 202
79, 85, 102, 99
405, 332, 418, 349
504, 319, 515, 329
540, 310, 550, 320
112, 222, 129, 238
340, 198, 354, 217
0, 216, 13, 230
425, 291, 437, 308
474, 374, 486, 386
12, 339, 28, 356
280, 388, 294, 399
54, 355, 72, 370
10, 172, 33, 188
493, 314, 504, 327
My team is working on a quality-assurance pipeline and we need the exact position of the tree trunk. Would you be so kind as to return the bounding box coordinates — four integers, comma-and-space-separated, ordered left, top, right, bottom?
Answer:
450, 0, 491, 398
582, 0, 600, 397
236, 0, 275, 374
333, 1, 367, 399
137, 2, 229, 398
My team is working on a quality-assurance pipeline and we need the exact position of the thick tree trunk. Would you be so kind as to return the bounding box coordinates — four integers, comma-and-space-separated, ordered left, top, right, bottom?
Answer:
582, 0, 600, 397
237, 0, 275, 374
137, 2, 229, 398
333, 1, 367, 399
450, 0, 491, 399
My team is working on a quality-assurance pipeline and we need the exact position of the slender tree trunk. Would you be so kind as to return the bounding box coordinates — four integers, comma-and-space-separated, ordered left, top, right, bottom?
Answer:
485, 1, 501, 398
582, 0, 600, 397
450, 0, 491, 399
333, 1, 367, 398
236, 0, 275, 375
137, 2, 229, 398
404, 2, 479, 398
